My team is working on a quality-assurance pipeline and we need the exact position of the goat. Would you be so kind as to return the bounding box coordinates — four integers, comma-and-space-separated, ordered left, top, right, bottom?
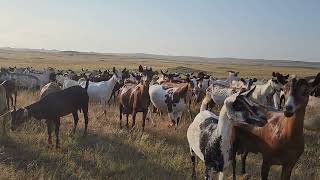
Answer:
206, 78, 257, 108
1, 80, 17, 110
149, 82, 192, 129
187, 87, 263, 180
119, 65, 155, 130
232, 73, 320, 180
304, 96, 320, 131
79, 67, 125, 116
0, 84, 10, 135
40, 82, 61, 99
10, 80, 90, 148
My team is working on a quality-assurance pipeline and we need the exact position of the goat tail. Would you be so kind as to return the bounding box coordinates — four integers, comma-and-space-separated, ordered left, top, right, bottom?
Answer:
85, 79, 90, 90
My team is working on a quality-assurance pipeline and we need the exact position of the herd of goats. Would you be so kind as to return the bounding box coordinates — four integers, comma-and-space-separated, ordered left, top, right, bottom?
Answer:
0, 65, 320, 180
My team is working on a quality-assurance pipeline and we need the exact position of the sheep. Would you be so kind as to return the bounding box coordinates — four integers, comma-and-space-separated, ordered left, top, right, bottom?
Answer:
10, 80, 90, 148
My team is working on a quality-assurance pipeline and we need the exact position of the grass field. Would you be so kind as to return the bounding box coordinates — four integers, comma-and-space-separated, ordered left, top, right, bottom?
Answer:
0, 50, 319, 180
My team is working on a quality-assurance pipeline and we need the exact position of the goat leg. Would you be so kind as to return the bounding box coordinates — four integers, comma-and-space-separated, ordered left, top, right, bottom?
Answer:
261, 159, 271, 180
126, 114, 129, 128
14, 91, 17, 110
46, 120, 53, 146
281, 164, 294, 180
72, 112, 79, 134
241, 150, 248, 174
142, 110, 147, 131
190, 150, 196, 180
132, 111, 137, 128
83, 109, 89, 137
54, 118, 61, 149
119, 105, 123, 128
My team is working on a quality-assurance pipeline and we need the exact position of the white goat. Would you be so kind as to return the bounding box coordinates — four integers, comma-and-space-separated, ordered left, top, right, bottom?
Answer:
79, 68, 125, 116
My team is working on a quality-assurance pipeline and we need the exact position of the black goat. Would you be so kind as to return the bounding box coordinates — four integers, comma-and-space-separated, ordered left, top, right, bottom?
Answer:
11, 80, 90, 148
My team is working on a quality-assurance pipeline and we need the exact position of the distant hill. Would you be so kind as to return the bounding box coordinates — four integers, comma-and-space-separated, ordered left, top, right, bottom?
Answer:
1, 47, 319, 69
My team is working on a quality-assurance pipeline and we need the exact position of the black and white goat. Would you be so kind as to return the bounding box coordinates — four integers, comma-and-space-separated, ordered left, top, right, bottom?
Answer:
10, 80, 90, 148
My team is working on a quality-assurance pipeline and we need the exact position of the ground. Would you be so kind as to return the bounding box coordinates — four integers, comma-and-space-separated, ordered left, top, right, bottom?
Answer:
0, 50, 319, 179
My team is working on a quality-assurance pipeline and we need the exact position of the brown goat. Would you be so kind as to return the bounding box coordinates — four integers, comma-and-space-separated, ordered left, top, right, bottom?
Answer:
1, 80, 17, 110
232, 73, 320, 180
119, 65, 155, 130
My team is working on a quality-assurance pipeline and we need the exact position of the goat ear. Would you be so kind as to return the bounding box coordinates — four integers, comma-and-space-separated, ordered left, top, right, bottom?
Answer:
285, 74, 289, 79
113, 67, 116, 73
253, 78, 258, 83
311, 73, 320, 87
160, 70, 166, 76
138, 65, 144, 72
272, 72, 276, 77
241, 86, 256, 97
240, 78, 246, 84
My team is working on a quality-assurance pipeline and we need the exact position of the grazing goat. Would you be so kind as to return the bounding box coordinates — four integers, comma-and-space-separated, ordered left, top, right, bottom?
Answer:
11, 80, 90, 148
232, 73, 320, 180
119, 66, 155, 130
1, 80, 17, 110
79, 67, 125, 116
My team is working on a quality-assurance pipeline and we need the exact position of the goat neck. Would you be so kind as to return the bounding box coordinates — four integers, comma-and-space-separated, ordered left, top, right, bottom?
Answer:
285, 104, 306, 139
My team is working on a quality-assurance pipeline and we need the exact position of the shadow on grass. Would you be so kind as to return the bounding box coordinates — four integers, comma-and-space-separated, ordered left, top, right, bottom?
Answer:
0, 130, 188, 180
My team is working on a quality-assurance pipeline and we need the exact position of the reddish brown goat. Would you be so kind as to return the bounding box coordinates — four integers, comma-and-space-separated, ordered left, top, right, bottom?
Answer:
119, 65, 155, 130
232, 73, 320, 180
1, 80, 17, 110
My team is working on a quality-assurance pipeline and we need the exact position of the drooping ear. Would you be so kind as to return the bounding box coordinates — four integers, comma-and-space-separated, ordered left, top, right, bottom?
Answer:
240, 78, 246, 84
138, 65, 144, 72
241, 86, 256, 97
160, 70, 167, 76
252, 78, 258, 83
311, 73, 320, 87
285, 74, 289, 79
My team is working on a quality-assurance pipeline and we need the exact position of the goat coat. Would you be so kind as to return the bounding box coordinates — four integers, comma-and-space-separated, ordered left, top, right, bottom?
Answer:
24, 85, 89, 120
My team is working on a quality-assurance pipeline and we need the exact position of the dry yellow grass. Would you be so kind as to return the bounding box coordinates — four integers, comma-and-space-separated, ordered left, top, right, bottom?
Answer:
0, 51, 319, 179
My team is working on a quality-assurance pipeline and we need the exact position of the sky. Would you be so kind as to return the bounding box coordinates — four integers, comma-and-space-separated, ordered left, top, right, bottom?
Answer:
0, 0, 319, 61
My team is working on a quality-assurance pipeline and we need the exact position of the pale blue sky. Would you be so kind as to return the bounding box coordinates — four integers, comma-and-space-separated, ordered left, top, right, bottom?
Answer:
0, 0, 319, 61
